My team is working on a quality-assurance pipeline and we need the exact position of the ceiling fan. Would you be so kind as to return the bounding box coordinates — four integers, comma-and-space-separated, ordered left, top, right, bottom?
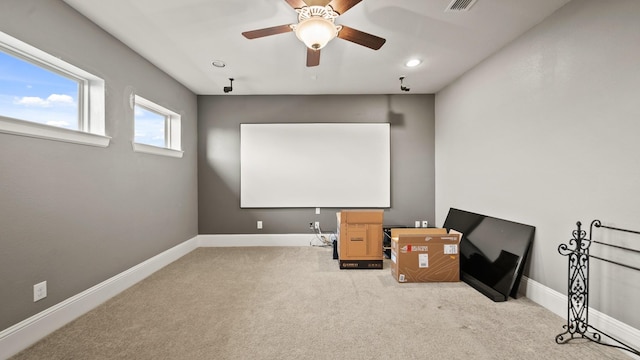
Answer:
242, 0, 386, 67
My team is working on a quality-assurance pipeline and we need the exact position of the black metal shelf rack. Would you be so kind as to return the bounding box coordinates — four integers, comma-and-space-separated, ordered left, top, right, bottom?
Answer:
556, 219, 640, 356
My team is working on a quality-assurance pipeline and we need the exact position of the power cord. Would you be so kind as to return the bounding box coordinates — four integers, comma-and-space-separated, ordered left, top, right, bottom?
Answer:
309, 222, 334, 247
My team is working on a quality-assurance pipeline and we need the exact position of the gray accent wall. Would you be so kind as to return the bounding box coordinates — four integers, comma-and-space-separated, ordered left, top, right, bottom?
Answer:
435, 0, 640, 329
198, 94, 435, 234
0, 0, 198, 331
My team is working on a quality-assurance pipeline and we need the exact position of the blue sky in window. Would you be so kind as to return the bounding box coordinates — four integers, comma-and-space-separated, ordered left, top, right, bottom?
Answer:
0, 50, 79, 129
134, 105, 166, 148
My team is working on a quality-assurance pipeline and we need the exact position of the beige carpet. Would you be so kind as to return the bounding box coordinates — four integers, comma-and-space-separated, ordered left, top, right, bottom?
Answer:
12, 247, 630, 359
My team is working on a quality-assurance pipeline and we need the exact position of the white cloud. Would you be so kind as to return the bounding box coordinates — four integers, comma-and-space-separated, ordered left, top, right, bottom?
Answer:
14, 94, 75, 107
15, 96, 49, 106
47, 94, 74, 105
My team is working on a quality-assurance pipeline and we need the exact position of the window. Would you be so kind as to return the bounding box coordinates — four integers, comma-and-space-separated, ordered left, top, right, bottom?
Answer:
0, 51, 80, 130
0, 31, 108, 147
132, 95, 182, 158
134, 105, 166, 148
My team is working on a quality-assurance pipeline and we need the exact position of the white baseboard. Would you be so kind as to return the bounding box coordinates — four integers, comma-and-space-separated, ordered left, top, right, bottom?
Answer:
520, 276, 640, 358
198, 233, 317, 247
519, 275, 567, 317
0, 236, 199, 360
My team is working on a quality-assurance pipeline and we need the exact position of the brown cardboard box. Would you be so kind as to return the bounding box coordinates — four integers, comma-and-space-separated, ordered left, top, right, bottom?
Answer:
341, 210, 384, 224
390, 228, 446, 239
336, 210, 384, 269
390, 230, 461, 283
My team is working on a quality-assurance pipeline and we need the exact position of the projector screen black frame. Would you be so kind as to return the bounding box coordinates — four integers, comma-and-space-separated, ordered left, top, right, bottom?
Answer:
240, 123, 390, 208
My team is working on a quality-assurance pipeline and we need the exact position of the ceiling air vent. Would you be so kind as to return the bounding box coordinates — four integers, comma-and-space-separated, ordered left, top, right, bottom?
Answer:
445, 0, 478, 12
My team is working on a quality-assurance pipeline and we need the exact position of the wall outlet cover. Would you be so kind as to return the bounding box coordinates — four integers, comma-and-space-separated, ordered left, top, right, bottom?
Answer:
34, 281, 47, 302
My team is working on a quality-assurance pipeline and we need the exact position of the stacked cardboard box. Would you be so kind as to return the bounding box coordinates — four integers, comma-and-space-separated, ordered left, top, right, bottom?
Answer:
336, 210, 384, 269
390, 229, 461, 283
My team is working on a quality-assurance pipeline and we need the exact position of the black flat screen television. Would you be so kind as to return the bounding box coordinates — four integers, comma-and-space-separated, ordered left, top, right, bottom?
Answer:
443, 208, 535, 302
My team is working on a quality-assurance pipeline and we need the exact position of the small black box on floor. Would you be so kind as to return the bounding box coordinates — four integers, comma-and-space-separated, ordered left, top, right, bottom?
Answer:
339, 259, 383, 269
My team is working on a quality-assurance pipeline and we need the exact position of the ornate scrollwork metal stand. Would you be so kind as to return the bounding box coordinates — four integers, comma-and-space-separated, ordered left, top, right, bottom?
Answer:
555, 220, 640, 356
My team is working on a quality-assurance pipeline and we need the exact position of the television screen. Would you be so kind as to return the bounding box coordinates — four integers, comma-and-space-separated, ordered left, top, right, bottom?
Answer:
443, 208, 535, 302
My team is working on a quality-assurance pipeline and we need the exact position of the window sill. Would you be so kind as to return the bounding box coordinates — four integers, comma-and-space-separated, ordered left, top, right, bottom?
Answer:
0, 116, 110, 147
132, 142, 184, 158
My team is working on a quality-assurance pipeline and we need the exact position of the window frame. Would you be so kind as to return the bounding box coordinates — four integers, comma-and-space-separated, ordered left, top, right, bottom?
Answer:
0, 31, 109, 147
132, 94, 183, 158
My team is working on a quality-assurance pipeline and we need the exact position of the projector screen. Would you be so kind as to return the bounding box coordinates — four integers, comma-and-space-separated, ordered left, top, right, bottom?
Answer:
240, 123, 390, 208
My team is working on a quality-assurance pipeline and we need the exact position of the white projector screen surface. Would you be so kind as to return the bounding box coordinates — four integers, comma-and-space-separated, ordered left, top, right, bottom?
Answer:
241, 123, 390, 208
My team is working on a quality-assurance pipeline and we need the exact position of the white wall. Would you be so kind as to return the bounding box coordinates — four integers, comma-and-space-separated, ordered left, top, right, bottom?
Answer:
435, 0, 640, 330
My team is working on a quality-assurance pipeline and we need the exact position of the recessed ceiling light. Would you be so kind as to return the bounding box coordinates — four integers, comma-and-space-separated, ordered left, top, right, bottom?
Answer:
405, 58, 422, 68
212, 60, 226, 68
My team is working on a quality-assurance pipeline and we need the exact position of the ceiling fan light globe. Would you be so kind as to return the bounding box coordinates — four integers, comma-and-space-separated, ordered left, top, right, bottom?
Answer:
294, 17, 338, 50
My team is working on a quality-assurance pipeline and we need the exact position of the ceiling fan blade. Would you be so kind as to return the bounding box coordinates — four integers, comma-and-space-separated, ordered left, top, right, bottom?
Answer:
307, 48, 320, 67
337, 25, 386, 50
242, 25, 293, 39
285, 0, 309, 9
327, 0, 362, 14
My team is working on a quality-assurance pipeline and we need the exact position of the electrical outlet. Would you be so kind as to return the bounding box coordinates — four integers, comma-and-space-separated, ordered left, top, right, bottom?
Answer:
257, 220, 263, 229
415, 220, 420, 228
314, 221, 320, 230
34, 281, 47, 302
315, 207, 320, 215
422, 220, 429, 228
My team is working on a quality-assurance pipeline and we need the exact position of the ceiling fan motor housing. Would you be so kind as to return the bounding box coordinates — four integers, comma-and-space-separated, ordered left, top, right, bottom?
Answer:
297, 5, 339, 22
